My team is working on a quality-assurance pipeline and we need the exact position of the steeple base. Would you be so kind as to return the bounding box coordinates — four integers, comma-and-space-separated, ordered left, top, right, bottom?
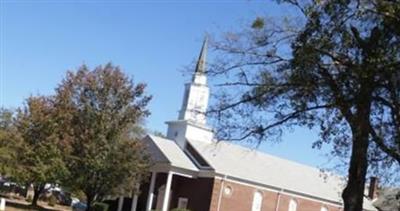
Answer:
166, 120, 214, 149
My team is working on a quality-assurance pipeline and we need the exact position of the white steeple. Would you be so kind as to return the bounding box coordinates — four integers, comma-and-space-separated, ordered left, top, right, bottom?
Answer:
166, 37, 214, 148
178, 37, 209, 125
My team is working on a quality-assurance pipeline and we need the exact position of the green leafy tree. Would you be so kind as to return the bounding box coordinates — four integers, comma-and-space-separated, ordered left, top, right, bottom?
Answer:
0, 108, 17, 175
208, 1, 400, 210
54, 64, 151, 211
14, 96, 67, 206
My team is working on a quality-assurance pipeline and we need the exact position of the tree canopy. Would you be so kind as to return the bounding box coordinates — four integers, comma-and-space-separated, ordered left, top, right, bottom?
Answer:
14, 96, 67, 206
208, 0, 400, 210
0, 63, 151, 210
0, 108, 17, 176
54, 64, 151, 210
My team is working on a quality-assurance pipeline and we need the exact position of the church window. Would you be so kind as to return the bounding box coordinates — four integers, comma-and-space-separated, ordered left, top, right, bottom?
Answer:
223, 185, 233, 196
320, 206, 328, 211
177, 197, 188, 209
288, 199, 297, 211
251, 191, 263, 211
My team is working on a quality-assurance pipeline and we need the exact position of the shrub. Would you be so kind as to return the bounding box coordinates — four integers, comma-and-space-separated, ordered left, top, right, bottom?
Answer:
48, 195, 57, 207
92, 202, 109, 211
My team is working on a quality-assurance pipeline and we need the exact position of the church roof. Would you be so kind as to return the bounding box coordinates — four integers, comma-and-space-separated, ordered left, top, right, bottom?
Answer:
144, 134, 377, 211
143, 135, 199, 172
188, 138, 344, 203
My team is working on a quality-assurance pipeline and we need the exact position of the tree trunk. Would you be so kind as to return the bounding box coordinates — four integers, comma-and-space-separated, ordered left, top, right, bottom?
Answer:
31, 184, 44, 207
85, 193, 94, 211
342, 116, 370, 211
24, 182, 30, 198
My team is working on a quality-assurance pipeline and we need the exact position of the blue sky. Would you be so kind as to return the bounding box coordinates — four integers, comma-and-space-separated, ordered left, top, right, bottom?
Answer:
0, 0, 337, 170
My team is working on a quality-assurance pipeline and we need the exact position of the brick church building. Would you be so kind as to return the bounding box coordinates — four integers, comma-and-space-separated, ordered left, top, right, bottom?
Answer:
122, 39, 378, 211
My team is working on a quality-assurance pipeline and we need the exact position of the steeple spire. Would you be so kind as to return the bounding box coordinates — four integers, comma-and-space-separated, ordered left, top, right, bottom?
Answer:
166, 37, 214, 147
191, 37, 208, 86
176, 37, 210, 124
194, 37, 208, 74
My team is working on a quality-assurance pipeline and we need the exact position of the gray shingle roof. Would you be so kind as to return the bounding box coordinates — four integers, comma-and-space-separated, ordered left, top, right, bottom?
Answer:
143, 135, 198, 172
189, 139, 344, 202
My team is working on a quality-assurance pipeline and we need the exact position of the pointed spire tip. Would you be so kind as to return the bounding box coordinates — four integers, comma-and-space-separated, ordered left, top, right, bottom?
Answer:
195, 36, 208, 74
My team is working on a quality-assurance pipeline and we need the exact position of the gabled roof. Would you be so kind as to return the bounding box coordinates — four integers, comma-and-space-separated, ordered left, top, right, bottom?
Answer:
143, 135, 198, 172
188, 138, 344, 203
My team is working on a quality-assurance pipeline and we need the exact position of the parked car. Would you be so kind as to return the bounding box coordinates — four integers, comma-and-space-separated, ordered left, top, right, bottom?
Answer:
72, 202, 87, 211
52, 190, 72, 206
71, 197, 80, 206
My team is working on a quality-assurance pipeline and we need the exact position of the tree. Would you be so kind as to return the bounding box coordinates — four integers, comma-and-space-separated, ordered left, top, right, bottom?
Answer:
54, 64, 151, 211
0, 108, 17, 175
14, 96, 67, 206
208, 1, 400, 210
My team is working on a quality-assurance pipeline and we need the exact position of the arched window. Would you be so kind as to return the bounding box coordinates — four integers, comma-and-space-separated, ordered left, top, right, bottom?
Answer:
288, 199, 297, 211
321, 206, 329, 211
251, 191, 263, 211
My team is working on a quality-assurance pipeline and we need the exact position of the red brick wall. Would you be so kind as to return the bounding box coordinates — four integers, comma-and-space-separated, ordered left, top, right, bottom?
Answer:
137, 175, 343, 211
136, 173, 215, 211
277, 194, 341, 211
209, 178, 223, 211
210, 178, 343, 211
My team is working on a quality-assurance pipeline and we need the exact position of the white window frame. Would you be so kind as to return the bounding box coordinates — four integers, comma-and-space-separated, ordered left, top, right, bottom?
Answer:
288, 199, 297, 211
251, 190, 263, 211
